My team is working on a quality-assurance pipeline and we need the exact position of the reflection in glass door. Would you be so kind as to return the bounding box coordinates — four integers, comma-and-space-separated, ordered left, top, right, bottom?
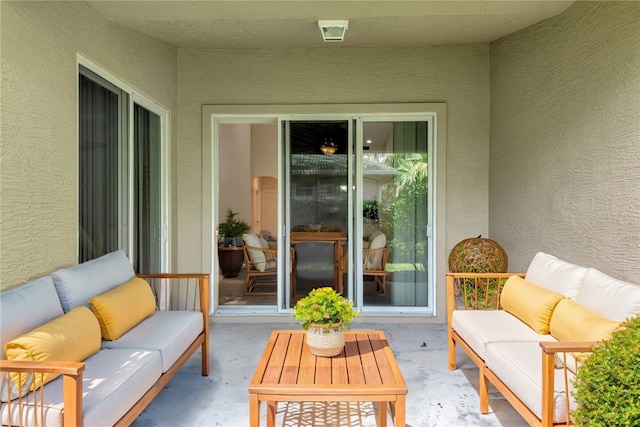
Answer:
360, 120, 430, 308
285, 121, 352, 306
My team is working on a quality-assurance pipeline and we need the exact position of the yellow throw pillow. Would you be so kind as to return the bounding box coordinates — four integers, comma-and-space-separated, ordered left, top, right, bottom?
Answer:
550, 299, 619, 342
89, 277, 156, 340
5, 306, 101, 390
500, 275, 564, 334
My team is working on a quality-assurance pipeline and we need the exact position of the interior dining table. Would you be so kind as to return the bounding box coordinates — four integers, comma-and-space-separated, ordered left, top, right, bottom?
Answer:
289, 231, 347, 294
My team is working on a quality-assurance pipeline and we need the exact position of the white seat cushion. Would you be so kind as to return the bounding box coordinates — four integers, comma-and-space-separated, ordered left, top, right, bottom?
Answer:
525, 252, 588, 299
0, 349, 162, 427
452, 310, 557, 360
576, 268, 640, 322
101, 311, 203, 372
485, 341, 575, 424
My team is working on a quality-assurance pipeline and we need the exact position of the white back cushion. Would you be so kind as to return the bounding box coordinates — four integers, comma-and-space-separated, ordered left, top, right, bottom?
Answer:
576, 268, 640, 322
243, 233, 267, 272
0, 276, 64, 401
369, 231, 386, 249
51, 250, 135, 312
525, 252, 588, 299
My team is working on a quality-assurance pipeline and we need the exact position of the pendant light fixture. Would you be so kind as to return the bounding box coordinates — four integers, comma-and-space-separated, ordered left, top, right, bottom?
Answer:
320, 137, 338, 155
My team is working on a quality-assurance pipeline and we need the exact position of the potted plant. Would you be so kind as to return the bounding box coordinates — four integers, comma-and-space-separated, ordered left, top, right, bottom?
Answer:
448, 236, 508, 309
217, 209, 252, 278
218, 209, 251, 247
293, 287, 359, 357
572, 315, 640, 426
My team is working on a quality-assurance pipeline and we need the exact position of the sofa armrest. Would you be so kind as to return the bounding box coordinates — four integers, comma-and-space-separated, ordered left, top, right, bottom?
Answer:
539, 341, 596, 426
0, 360, 85, 427
137, 273, 210, 376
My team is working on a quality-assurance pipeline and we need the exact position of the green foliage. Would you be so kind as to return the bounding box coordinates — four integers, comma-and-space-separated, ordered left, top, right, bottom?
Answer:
572, 315, 640, 427
293, 287, 359, 331
379, 152, 428, 262
218, 209, 251, 237
448, 238, 509, 309
363, 200, 379, 220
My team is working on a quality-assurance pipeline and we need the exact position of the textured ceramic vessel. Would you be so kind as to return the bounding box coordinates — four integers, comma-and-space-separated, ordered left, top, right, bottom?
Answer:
306, 323, 345, 357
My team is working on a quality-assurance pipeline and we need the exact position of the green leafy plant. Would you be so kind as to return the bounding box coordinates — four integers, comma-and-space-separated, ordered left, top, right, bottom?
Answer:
218, 209, 251, 237
572, 315, 640, 427
363, 199, 379, 220
293, 287, 358, 331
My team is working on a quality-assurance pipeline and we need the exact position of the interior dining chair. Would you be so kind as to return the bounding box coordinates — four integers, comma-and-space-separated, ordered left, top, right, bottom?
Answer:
363, 246, 389, 295
242, 245, 297, 296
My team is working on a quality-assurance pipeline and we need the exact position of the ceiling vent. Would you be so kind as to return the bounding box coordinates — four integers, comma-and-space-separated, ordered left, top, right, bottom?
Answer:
318, 20, 349, 42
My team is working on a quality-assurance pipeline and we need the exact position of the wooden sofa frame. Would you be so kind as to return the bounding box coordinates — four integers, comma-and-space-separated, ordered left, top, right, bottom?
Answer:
446, 272, 595, 427
0, 273, 210, 427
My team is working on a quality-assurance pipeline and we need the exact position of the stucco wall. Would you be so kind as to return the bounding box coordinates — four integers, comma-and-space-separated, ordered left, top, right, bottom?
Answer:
0, 2, 177, 289
176, 45, 490, 272
490, 1, 640, 281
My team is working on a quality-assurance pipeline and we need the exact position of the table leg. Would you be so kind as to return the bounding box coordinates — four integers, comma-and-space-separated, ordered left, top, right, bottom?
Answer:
266, 401, 277, 427
249, 394, 260, 427
334, 241, 343, 294
378, 401, 388, 427
393, 395, 406, 427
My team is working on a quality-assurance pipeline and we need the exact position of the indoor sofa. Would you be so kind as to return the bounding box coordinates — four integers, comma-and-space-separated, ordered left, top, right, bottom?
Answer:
0, 250, 210, 427
446, 252, 640, 426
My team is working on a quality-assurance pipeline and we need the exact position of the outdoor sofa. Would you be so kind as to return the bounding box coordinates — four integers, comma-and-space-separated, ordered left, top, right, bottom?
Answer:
0, 250, 209, 427
447, 251, 640, 426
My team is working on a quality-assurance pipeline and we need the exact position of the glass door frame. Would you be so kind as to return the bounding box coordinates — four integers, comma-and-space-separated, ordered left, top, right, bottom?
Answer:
355, 115, 436, 315
281, 116, 356, 310
202, 104, 447, 321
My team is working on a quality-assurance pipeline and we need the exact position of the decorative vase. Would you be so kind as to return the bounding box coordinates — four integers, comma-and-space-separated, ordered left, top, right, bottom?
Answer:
448, 237, 508, 273
217, 246, 245, 278
306, 323, 345, 357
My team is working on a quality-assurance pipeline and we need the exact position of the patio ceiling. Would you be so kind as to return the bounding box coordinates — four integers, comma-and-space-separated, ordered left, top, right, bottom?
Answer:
85, 1, 574, 49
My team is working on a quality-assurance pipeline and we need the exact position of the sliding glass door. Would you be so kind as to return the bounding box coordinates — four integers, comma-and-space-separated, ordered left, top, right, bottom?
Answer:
284, 120, 353, 306
209, 108, 437, 316
359, 120, 431, 309
78, 64, 167, 273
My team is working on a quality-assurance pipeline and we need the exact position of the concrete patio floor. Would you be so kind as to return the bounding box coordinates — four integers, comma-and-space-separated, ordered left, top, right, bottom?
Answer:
132, 319, 528, 427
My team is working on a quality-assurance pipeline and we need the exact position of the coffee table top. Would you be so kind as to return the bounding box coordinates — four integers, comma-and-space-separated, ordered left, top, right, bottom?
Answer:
249, 330, 407, 397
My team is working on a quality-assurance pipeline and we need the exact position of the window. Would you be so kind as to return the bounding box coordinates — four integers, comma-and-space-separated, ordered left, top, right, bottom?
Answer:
78, 64, 167, 272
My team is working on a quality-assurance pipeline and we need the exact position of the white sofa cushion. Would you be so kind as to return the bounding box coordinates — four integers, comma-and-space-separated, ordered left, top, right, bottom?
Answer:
576, 268, 640, 322
369, 230, 386, 249
0, 349, 162, 427
51, 250, 135, 312
0, 276, 64, 402
100, 311, 203, 373
243, 232, 274, 272
485, 341, 576, 424
451, 310, 557, 360
525, 252, 588, 299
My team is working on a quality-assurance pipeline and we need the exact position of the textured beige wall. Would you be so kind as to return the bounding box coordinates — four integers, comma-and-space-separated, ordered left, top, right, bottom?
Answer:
490, 1, 640, 282
0, 2, 177, 289
177, 45, 490, 271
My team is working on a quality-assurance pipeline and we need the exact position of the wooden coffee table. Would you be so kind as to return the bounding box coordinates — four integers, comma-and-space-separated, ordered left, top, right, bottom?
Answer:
249, 330, 407, 427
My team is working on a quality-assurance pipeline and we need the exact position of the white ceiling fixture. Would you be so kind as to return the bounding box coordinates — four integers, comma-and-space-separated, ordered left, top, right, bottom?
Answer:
318, 20, 349, 42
